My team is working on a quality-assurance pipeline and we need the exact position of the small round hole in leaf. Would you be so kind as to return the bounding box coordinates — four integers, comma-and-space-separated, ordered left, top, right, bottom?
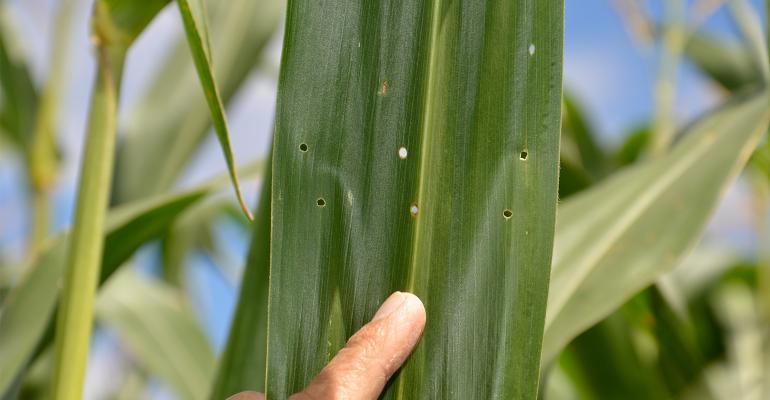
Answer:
299, 143, 309, 152
316, 198, 326, 207
503, 209, 513, 219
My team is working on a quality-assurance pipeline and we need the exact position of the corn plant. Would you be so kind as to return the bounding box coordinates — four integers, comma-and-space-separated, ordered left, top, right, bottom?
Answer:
0, 0, 769, 399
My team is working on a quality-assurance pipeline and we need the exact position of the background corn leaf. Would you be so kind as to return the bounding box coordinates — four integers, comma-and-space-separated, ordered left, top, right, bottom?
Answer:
160, 199, 220, 285
173, 0, 254, 219
155, 159, 265, 285
115, 0, 283, 203
554, 284, 717, 400
96, 269, 215, 400
558, 159, 593, 199
0, 238, 66, 398
0, 6, 38, 150
209, 168, 271, 399
561, 95, 608, 181
267, 1, 563, 398
559, 94, 608, 198
99, 188, 212, 281
542, 91, 770, 363
612, 126, 651, 168
685, 33, 764, 93
554, 311, 673, 400
0, 186, 211, 397
727, 0, 769, 84
664, 243, 743, 300
717, 280, 769, 399
92, 0, 171, 48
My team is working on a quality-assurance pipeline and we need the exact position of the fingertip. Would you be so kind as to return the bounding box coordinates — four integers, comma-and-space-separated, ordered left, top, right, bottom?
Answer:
390, 292, 426, 354
400, 292, 426, 320
398, 292, 426, 331
371, 292, 426, 329
297, 291, 427, 399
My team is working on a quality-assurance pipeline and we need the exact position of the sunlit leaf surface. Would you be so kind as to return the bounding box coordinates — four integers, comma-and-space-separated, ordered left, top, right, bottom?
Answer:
543, 91, 770, 363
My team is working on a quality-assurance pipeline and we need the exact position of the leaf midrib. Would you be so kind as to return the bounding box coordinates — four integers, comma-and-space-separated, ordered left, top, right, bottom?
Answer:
400, 1, 442, 397
405, 0, 441, 298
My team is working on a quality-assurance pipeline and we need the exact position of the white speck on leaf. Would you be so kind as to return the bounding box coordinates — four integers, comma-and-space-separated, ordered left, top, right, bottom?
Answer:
398, 147, 408, 159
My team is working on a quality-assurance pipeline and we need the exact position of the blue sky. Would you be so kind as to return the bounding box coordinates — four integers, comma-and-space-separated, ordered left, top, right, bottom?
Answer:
1, 0, 767, 360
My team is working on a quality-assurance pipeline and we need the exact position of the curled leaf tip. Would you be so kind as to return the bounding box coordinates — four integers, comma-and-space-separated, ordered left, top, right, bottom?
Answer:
235, 186, 254, 222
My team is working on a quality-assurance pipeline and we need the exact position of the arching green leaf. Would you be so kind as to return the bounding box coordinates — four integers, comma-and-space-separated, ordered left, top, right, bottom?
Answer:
543, 91, 770, 363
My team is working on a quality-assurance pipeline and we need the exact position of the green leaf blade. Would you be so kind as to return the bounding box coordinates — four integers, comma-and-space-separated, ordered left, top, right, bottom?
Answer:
208, 169, 271, 399
176, 0, 253, 220
543, 91, 770, 364
96, 270, 215, 400
0, 238, 67, 396
115, 0, 283, 203
92, 0, 171, 48
0, 185, 212, 397
267, 1, 564, 398
0, 6, 38, 150
685, 33, 763, 92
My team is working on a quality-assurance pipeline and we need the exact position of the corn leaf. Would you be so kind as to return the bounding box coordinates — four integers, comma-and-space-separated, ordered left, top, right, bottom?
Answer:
96, 270, 215, 400
613, 126, 650, 168
160, 200, 219, 285
559, 95, 607, 198
685, 33, 763, 92
0, 186, 211, 397
561, 95, 607, 180
0, 238, 66, 398
0, 5, 38, 150
267, 1, 563, 398
542, 91, 770, 363
92, 0, 170, 48
115, 0, 282, 203
174, 0, 253, 220
711, 282, 765, 399
209, 167, 271, 399
555, 312, 673, 400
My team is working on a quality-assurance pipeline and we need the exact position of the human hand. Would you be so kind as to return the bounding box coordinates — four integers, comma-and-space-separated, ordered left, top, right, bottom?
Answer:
229, 292, 426, 400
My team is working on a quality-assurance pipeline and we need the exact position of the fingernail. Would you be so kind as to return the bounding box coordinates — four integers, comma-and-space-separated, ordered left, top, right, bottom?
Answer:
372, 292, 406, 321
